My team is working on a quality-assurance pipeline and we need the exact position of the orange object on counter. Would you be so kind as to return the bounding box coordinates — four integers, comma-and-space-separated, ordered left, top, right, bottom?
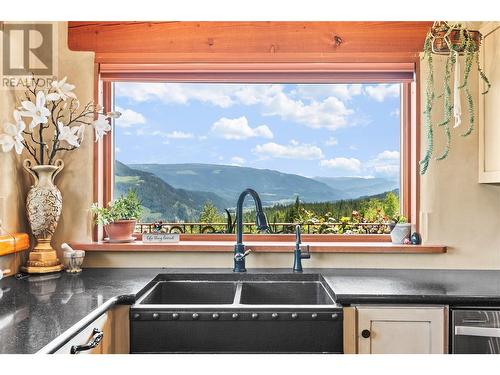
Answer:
0, 233, 30, 256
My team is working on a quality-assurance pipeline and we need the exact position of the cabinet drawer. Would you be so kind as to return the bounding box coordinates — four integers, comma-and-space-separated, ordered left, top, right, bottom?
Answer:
55, 312, 108, 354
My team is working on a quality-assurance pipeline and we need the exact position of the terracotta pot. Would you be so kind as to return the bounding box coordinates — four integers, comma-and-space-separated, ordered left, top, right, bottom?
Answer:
104, 220, 137, 241
432, 29, 481, 54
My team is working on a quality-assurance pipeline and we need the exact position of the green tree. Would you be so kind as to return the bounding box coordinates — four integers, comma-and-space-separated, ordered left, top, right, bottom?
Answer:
199, 201, 224, 223
383, 191, 399, 218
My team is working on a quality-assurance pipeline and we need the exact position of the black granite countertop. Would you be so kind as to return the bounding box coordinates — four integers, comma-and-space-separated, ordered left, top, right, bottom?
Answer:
1, 267, 500, 354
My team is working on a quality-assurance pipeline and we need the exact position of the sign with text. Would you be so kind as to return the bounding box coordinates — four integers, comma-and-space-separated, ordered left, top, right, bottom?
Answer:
142, 233, 180, 243
1, 22, 58, 90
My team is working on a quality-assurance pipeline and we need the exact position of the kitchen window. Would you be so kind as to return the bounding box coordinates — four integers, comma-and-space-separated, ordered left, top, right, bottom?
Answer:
96, 63, 419, 243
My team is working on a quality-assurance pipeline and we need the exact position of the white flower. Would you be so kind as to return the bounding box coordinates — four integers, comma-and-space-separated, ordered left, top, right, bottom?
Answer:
106, 111, 122, 119
93, 115, 111, 141
20, 91, 50, 130
57, 121, 81, 148
49, 76, 76, 101
0, 110, 25, 154
76, 124, 85, 144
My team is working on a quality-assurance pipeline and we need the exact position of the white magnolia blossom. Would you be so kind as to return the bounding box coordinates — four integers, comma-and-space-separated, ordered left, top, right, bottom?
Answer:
0, 110, 25, 154
93, 115, 111, 141
76, 124, 85, 144
20, 91, 50, 130
106, 111, 122, 119
57, 121, 82, 148
48, 76, 77, 101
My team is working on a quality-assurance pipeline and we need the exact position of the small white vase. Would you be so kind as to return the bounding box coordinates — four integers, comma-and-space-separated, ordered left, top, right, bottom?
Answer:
390, 223, 412, 244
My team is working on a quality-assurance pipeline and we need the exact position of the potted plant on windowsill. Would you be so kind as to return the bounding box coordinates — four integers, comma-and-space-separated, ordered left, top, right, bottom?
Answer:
390, 215, 411, 244
91, 190, 143, 242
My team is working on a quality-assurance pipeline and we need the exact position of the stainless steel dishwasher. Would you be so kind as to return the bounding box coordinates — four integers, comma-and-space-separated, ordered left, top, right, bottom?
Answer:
452, 308, 500, 354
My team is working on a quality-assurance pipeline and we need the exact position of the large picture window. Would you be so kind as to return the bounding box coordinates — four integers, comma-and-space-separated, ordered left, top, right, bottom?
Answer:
111, 81, 404, 236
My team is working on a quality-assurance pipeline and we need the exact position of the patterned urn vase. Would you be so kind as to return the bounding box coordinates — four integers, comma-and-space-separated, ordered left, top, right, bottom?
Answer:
22, 159, 64, 274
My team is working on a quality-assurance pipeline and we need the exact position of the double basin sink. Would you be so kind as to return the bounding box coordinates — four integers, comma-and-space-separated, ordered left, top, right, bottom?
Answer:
134, 273, 338, 307
130, 273, 343, 353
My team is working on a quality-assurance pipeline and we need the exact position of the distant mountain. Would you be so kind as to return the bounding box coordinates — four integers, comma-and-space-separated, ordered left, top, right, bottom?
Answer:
114, 161, 230, 222
129, 163, 344, 206
313, 177, 399, 199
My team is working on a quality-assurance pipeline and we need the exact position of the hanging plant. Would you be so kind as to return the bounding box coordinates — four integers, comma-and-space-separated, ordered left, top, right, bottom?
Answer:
420, 21, 491, 175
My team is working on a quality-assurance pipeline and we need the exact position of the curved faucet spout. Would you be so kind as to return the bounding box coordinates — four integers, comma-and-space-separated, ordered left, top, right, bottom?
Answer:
233, 188, 269, 272
235, 188, 269, 245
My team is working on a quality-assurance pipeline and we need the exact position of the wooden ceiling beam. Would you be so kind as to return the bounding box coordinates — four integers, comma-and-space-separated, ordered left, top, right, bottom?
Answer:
68, 21, 432, 64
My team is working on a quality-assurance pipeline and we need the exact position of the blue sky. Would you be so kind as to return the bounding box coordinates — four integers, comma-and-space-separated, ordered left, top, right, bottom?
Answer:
113, 82, 400, 180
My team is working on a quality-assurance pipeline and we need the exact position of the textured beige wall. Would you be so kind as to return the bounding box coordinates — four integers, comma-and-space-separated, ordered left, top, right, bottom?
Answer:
2, 22, 500, 271
0, 22, 94, 273
50, 24, 95, 249
0, 28, 30, 274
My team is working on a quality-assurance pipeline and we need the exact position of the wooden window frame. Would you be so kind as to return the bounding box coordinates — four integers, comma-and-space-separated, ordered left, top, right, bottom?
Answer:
93, 62, 420, 244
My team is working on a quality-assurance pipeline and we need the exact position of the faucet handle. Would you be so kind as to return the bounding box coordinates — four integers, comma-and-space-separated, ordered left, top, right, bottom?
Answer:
300, 245, 311, 259
234, 248, 252, 261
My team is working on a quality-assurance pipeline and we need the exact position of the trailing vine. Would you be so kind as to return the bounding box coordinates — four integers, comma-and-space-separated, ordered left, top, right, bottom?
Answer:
420, 33, 435, 174
436, 52, 455, 161
420, 22, 491, 174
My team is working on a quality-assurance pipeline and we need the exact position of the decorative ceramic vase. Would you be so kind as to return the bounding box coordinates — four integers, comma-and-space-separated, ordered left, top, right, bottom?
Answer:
22, 159, 64, 274
390, 223, 412, 245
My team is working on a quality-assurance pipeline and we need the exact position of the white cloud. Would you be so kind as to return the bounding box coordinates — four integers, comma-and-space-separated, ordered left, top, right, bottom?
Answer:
293, 84, 363, 101
364, 84, 400, 102
211, 116, 273, 140
319, 157, 362, 173
164, 130, 194, 139
230, 156, 245, 166
377, 150, 400, 160
263, 93, 354, 131
325, 137, 338, 146
253, 142, 324, 160
114, 106, 146, 128
116, 83, 357, 132
390, 108, 400, 117
115, 147, 120, 153
115, 83, 236, 108
364, 150, 400, 178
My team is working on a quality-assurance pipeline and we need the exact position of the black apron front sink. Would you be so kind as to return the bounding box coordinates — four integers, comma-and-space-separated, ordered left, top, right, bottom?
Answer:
130, 273, 343, 353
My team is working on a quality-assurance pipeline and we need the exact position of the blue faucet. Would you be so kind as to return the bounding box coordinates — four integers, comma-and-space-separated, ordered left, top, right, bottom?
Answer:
293, 224, 310, 272
233, 188, 269, 272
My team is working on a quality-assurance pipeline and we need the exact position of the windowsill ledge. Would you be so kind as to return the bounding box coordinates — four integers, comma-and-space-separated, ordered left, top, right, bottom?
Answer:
72, 241, 447, 254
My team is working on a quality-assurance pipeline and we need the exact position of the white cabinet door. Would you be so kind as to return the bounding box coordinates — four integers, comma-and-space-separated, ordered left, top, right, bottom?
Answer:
479, 22, 500, 183
356, 306, 448, 354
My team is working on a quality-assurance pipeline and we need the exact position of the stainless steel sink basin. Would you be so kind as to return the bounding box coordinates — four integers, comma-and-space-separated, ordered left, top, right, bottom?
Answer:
139, 281, 237, 305
239, 281, 334, 305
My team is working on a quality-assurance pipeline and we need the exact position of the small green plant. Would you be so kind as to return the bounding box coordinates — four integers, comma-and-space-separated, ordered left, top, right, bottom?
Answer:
91, 190, 143, 226
392, 215, 408, 224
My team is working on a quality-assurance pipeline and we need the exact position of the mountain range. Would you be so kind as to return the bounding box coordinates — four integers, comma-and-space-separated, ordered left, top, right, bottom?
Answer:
115, 161, 230, 222
116, 161, 399, 221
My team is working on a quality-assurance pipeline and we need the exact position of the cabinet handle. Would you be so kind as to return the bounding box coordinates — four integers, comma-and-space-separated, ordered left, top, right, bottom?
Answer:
361, 329, 371, 338
455, 326, 500, 338
70, 328, 104, 354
